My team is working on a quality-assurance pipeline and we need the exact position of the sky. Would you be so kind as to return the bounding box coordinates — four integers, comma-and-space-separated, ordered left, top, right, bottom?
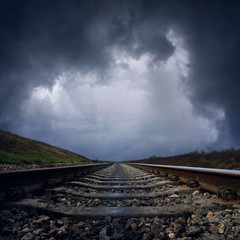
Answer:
1, 0, 240, 161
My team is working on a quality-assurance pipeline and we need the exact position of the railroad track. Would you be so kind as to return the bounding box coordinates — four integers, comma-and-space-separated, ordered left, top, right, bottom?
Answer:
0, 163, 240, 239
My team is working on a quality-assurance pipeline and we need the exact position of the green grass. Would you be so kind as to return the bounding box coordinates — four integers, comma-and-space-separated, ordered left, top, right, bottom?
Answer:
198, 157, 210, 168
0, 129, 89, 165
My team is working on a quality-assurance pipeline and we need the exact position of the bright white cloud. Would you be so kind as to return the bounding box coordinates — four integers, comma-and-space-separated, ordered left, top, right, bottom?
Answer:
20, 30, 223, 161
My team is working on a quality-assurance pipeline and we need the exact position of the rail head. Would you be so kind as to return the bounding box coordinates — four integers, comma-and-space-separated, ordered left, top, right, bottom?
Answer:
0, 163, 112, 197
127, 163, 240, 177
0, 163, 110, 175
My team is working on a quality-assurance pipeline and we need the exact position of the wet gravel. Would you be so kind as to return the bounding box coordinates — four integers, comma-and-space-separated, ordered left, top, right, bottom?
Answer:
1, 205, 240, 239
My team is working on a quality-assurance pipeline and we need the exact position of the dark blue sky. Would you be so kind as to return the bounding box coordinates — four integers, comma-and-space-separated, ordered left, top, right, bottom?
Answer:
1, 0, 240, 161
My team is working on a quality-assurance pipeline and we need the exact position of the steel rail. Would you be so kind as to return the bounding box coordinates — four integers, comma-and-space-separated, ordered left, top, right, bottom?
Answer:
125, 163, 240, 198
0, 163, 111, 199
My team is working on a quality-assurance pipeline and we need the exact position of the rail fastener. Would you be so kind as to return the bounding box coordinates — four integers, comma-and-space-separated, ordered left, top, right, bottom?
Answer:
126, 163, 240, 200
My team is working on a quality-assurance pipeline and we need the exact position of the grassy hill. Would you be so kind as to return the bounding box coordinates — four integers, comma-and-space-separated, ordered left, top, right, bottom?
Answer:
0, 129, 89, 165
129, 149, 240, 170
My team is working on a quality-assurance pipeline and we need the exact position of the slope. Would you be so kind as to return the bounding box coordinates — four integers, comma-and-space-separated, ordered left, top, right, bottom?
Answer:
0, 129, 88, 165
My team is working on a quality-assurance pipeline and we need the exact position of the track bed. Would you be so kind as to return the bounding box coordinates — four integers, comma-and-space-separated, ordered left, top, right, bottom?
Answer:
0, 163, 240, 239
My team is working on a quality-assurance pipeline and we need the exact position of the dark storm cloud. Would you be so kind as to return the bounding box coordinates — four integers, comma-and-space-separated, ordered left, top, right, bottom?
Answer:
0, 0, 174, 129
167, 0, 240, 146
1, 0, 240, 158
134, 0, 240, 148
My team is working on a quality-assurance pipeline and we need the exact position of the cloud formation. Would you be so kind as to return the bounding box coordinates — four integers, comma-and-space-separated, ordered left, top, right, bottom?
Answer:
0, 0, 240, 160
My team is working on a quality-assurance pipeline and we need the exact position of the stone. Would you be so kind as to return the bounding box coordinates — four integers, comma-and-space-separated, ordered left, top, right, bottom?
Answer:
233, 204, 240, 209
235, 225, 240, 233
191, 214, 201, 221
208, 217, 220, 223
125, 219, 135, 230
209, 225, 218, 234
168, 232, 175, 239
206, 211, 213, 218
233, 209, 240, 214
192, 190, 200, 197
131, 199, 139, 206
111, 232, 125, 240
186, 226, 202, 236
22, 227, 30, 233
131, 223, 137, 231
33, 215, 50, 226
33, 229, 42, 235
21, 233, 35, 240
169, 194, 180, 198
5, 218, 15, 224
99, 226, 111, 240
218, 222, 225, 234
77, 221, 85, 227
